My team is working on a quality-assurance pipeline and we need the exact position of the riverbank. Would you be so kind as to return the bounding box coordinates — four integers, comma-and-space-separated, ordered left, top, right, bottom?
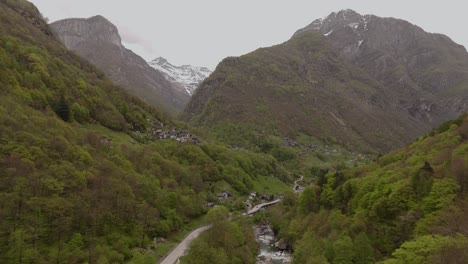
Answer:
255, 224, 292, 264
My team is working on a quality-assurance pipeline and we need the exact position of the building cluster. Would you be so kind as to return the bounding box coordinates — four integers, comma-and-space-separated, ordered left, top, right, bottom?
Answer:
147, 120, 201, 144
283, 137, 320, 151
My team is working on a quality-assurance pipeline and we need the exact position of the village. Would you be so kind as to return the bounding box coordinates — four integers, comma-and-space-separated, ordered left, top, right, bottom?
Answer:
132, 119, 202, 145
149, 120, 201, 144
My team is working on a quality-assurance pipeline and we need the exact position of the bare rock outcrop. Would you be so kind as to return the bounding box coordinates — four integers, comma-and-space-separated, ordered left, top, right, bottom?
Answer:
51, 16, 189, 114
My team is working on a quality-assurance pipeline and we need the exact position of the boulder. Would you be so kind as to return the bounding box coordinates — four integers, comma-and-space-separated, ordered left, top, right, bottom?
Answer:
275, 238, 288, 250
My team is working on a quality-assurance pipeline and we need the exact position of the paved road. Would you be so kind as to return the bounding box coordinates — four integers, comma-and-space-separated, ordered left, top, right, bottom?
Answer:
246, 199, 281, 215
157, 176, 303, 263
157, 199, 281, 264
158, 225, 211, 264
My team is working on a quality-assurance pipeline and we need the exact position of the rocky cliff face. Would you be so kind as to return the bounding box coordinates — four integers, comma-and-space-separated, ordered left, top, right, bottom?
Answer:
295, 9, 468, 124
51, 15, 122, 48
50, 16, 189, 114
184, 10, 468, 153
148, 57, 212, 96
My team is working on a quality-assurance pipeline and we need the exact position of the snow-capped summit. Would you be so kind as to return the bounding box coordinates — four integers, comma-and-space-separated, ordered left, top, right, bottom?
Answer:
148, 57, 212, 96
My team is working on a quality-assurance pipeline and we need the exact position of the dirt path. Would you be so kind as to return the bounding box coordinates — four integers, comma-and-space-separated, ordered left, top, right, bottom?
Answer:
293, 175, 304, 193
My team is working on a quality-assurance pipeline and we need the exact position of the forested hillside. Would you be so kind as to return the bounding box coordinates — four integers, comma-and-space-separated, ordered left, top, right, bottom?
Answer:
267, 114, 468, 263
0, 1, 288, 263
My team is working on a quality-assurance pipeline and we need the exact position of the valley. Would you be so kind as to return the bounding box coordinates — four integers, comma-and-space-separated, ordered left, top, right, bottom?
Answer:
1, 1, 467, 264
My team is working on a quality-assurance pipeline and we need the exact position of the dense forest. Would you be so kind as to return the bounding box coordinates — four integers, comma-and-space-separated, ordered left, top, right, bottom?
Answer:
266, 115, 468, 263
0, 1, 289, 263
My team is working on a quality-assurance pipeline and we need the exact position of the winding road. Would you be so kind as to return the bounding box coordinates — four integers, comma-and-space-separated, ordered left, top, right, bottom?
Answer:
245, 199, 282, 215
157, 176, 304, 264
158, 225, 211, 264
293, 175, 304, 193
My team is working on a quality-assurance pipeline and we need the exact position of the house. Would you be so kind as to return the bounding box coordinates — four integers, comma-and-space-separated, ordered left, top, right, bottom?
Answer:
99, 137, 112, 147
216, 191, 232, 202
217, 191, 232, 199
259, 194, 273, 201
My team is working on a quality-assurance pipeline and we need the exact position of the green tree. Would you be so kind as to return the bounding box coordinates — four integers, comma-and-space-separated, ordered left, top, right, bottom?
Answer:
332, 236, 354, 264
353, 232, 374, 264
386, 235, 468, 264
182, 239, 229, 264
411, 163, 434, 200
55, 95, 70, 122
298, 186, 320, 214
71, 102, 90, 123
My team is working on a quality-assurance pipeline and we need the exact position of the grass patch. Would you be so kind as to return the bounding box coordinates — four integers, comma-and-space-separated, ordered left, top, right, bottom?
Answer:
252, 175, 290, 195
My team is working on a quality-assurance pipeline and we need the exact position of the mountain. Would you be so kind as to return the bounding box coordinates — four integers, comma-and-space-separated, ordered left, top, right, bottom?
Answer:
0, 1, 289, 263
50, 15, 189, 114
295, 9, 468, 124
148, 57, 212, 96
184, 10, 468, 153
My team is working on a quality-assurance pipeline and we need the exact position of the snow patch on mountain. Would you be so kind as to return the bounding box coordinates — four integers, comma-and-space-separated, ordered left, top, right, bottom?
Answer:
148, 57, 212, 96
348, 22, 360, 30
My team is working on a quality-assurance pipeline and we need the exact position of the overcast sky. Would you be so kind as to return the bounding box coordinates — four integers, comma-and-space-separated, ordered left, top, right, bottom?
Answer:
30, 0, 467, 69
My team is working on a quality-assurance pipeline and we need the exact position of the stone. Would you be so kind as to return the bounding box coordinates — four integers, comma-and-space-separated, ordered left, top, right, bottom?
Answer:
275, 238, 288, 250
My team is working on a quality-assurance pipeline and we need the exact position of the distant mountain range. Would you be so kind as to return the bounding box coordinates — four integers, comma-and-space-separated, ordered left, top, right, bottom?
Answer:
50, 16, 190, 114
184, 9, 468, 153
148, 57, 212, 96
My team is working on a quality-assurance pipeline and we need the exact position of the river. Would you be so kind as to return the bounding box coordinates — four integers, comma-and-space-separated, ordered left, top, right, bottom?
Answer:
255, 224, 292, 264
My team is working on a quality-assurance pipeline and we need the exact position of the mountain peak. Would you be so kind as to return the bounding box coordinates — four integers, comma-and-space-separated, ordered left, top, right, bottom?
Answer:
86, 15, 119, 30
151, 56, 170, 66
88, 15, 111, 23
51, 15, 122, 48
295, 9, 367, 37
148, 57, 212, 96
337, 9, 361, 17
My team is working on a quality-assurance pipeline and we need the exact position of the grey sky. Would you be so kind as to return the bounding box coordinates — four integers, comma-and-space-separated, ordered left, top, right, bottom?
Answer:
30, 0, 467, 69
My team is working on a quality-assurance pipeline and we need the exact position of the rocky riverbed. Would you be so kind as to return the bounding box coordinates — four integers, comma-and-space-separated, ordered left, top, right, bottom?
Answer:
255, 224, 292, 264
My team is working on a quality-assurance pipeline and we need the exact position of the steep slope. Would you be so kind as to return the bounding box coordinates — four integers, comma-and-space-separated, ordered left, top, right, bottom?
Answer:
185, 10, 468, 153
296, 9, 468, 124
268, 114, 468, 263
50, 16, 189, 114
0, 1, 289, 263
184, 32, 426, 153
148, 57, 212, 96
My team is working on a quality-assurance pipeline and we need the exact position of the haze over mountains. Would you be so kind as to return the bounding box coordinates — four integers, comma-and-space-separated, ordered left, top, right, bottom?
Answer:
50, 15, 191, 114
185, 9, 468, 153
148, 57, 212, 96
